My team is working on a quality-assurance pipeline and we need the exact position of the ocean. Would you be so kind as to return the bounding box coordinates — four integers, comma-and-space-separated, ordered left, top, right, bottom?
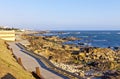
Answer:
39, 31, 120, 48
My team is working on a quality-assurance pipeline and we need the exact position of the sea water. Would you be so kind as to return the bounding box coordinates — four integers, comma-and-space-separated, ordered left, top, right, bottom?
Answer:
39, 31, 120, 48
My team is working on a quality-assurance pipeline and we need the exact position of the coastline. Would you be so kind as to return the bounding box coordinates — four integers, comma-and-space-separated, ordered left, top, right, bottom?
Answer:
21, 31, 120, 79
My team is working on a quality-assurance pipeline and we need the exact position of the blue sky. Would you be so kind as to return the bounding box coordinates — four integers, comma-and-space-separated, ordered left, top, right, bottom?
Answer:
0, 0, 120, 30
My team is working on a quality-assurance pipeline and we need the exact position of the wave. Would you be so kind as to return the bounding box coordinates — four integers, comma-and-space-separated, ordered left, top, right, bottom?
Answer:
86, 32, 111, 34
79, 36, 89, 37
93, 35, 97, 37
101, 32, 111, 34
89, 32, 111, 34
117, 32, 120, 34
43, 33, 58, 36
93, 40, 107, 42
62, 32, 70, 35
74, 32, 80, 34
79, 35, 97, 38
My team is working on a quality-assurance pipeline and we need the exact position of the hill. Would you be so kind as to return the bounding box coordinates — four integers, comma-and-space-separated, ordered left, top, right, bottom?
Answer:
0, 39, 35, 79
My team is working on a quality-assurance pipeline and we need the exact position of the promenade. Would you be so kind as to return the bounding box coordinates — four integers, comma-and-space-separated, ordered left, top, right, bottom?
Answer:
7, 41, 67, 79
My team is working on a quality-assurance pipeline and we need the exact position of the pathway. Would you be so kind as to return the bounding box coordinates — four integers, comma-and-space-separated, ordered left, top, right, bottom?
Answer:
7, 41, 68, 79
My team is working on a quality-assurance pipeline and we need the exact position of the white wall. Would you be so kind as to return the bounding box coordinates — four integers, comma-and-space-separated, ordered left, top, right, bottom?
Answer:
0, 30, 15, 41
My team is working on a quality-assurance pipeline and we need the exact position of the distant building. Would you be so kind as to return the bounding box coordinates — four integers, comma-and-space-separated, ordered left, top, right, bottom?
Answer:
0, 30, 15, 41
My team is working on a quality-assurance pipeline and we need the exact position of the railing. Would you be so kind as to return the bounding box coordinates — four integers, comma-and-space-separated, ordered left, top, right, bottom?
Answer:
16, 43, 83, 79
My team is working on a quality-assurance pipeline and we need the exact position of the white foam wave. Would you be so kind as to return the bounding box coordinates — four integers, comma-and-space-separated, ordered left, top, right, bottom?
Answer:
101, 32, 111, 34
93, 40, 107, 42
117, 32, 120, 34
79, 36, 88, 37
75, 32, 80, 34
93, 35, 97, 37
62, 32, 70, 35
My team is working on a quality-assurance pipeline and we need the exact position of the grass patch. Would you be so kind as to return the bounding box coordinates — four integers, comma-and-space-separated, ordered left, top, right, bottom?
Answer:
0, 39, 35, 79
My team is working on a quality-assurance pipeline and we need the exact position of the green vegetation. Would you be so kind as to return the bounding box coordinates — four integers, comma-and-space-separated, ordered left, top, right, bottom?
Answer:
0, 26, 20, 31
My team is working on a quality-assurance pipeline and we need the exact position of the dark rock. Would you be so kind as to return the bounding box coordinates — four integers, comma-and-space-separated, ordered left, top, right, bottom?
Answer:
87, 62, 98, 67
71, 51, 80, 55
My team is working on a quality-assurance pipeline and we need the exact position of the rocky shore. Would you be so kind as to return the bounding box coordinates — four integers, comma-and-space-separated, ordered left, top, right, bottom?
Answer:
22, 34, 120, 79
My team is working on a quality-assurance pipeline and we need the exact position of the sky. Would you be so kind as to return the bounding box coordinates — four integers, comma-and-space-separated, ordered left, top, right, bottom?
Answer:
0, 0, 120, 30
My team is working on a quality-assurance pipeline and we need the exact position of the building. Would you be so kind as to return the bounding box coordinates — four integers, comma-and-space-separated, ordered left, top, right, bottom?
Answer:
0, 30, 15, 41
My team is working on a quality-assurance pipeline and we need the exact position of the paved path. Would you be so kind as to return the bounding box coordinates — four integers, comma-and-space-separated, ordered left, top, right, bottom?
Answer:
7, 41, 67, 79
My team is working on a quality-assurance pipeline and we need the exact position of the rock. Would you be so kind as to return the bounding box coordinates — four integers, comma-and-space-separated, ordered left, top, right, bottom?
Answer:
80, 71, 85, 77
25, 35, 120, 78
63, 36, 80, 41
79, 53, 86, 58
